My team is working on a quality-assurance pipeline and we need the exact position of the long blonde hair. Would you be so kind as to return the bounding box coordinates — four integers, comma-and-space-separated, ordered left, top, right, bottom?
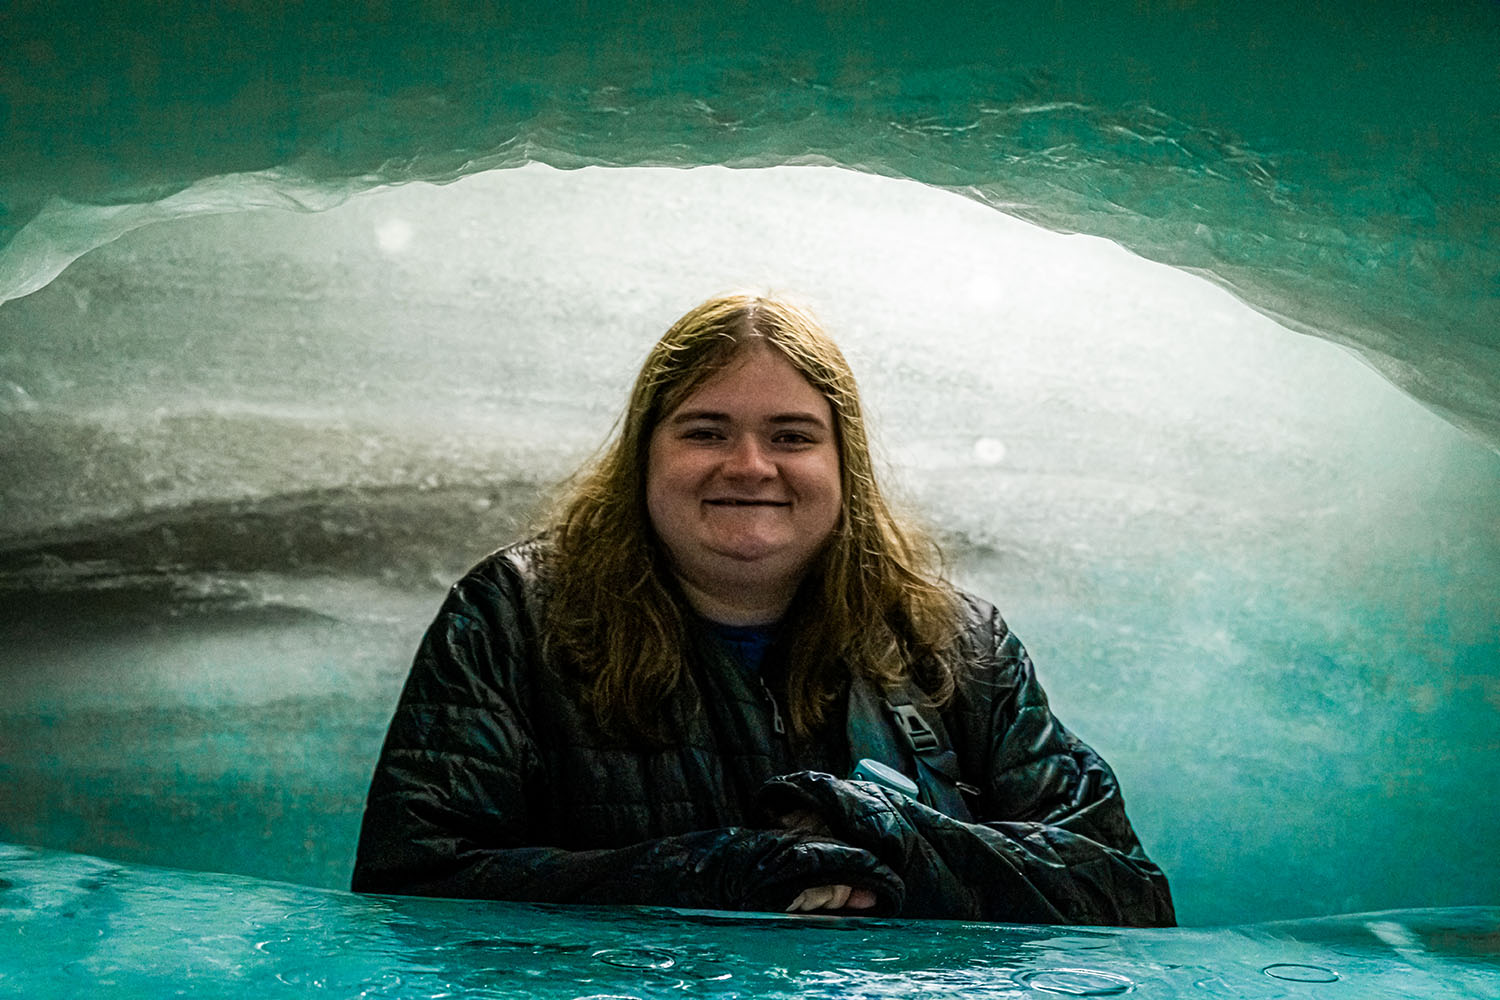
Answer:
543, 293, 963, 740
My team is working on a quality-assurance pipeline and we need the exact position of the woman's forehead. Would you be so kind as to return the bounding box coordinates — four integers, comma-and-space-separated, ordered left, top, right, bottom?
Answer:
669, 343, 828, 411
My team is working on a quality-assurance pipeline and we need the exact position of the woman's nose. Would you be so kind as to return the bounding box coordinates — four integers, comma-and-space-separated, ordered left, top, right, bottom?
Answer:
723, 436, 776, 478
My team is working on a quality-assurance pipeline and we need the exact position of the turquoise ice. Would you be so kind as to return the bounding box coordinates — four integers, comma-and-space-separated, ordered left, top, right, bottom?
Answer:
2, 844, 1497, 998
0, 1, 1497, 994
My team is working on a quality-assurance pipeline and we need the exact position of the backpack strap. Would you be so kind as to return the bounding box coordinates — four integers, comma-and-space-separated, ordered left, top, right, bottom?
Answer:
846, 675, 976, 823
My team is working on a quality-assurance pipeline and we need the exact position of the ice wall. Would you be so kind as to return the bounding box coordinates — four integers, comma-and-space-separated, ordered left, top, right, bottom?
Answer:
2, 1, 1498, 445
3, 165, 1497, 928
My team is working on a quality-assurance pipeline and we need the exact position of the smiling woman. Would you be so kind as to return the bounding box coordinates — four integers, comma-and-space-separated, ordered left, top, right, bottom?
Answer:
541, 294, 966, 745
646, 335, 843, 626
350, 292, 1176, 925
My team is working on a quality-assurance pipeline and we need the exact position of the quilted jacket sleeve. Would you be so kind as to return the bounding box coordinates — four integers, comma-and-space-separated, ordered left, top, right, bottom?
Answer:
759, 603, 1177, 926
350, 558, 902, 912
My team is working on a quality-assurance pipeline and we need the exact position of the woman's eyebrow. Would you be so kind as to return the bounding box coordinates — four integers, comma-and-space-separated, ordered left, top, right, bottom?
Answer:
667, 409, 730, 424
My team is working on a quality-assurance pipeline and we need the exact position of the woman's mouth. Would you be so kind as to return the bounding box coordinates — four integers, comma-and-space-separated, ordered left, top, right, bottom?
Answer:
705, 498, 789, 507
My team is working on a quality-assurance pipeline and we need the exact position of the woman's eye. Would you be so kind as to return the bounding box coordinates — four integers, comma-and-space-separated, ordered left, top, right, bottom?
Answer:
774, 432, 815, 445
682, 428, 722, 440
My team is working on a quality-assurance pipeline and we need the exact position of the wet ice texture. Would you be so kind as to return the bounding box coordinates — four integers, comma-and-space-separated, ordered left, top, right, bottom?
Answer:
1, 845, 1496, 999
1, 2, 1497, 446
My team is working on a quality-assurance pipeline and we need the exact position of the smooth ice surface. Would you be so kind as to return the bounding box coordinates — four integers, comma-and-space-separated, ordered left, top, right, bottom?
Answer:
1, 2, 1498, 446
1, 0, 1498, 960
2, 166, 1497, 929
2, 844, 1498, 999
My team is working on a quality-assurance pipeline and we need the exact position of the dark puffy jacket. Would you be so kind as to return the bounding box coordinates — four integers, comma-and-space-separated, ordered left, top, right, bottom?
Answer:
352, 540, 1176, 926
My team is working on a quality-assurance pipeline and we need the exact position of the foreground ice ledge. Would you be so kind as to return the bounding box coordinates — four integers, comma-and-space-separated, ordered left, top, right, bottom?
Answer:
1, 843, 1495, 998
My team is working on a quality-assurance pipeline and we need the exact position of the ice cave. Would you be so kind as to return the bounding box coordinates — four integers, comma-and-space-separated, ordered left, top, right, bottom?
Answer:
1, 2, 1497, 996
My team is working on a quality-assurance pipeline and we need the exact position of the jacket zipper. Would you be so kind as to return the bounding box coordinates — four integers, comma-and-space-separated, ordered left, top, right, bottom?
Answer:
759, 677, 786, 736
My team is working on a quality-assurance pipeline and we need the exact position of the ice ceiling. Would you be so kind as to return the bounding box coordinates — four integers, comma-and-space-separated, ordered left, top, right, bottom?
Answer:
2, 1, 1498, 448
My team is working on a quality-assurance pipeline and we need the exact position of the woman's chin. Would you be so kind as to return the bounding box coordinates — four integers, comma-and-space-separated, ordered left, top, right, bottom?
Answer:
708, 540, 798, 571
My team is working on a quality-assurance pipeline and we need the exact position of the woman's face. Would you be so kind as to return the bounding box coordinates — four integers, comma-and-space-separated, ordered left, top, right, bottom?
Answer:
646, 343, 842, 623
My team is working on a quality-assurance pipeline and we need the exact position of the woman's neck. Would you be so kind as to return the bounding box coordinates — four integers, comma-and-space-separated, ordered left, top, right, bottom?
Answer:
674, 574, 792, 627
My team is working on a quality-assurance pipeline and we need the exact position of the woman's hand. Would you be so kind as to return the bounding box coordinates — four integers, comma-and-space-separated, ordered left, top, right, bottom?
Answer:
777, 807, 832, 837
786, 884, 878, 913
775, 808, 882, 912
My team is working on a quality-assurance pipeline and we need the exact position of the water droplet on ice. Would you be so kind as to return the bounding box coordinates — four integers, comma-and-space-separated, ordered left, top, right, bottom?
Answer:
1014, 967, 1135, 995
592, 947, 677, 970
1024, 935, 1113, 951
1262, 963, 1339, 983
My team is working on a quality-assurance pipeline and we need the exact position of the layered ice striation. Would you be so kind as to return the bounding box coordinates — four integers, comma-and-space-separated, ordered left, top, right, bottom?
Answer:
0, 0, 1498, 950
